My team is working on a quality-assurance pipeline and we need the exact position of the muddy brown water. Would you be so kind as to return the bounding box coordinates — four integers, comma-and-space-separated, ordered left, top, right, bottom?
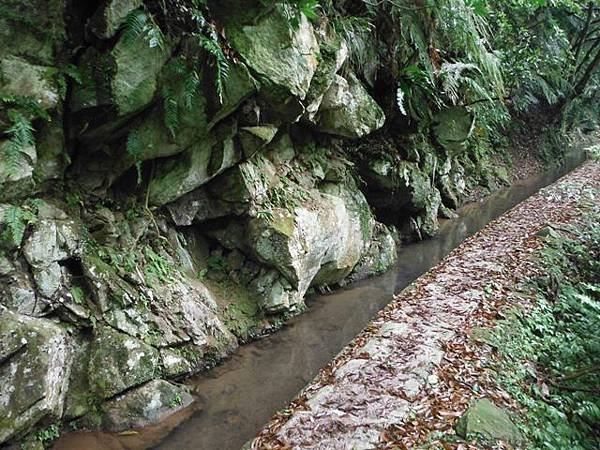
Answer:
54, 150, 587, 450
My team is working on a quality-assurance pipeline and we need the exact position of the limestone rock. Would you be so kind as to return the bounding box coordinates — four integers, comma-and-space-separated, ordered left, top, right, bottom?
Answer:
239, 125, 279, 158
88, 327, 161, 399
0, 0, 66, 65
0, 56, 60, 110
245, 189, 367, 299
0, 140, 36, 202
315, 73, 385, 138
348, 222, 398, 282
360, 158, 442, 238
0, 309, 72, 444
456, 398, 523, 445
225, 4, 319, 101
305, 35, 348, 120
148, 122, 241, 206
432, 107, 475, 154
100, 380, 193, 431
22, 207, 83, 301
166, 187, 237, 226
71, 30, 172, 116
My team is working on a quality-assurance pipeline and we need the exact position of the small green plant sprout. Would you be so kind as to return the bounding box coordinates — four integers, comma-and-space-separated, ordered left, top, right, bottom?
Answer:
69, 285, 85, 304
206, 254, 229, 273
168, 392, 183, 408
197, 268, 208, 281
35, 423, 60, 444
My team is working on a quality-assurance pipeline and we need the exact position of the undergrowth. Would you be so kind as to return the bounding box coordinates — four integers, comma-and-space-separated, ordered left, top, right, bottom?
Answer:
491, 216, 600, 449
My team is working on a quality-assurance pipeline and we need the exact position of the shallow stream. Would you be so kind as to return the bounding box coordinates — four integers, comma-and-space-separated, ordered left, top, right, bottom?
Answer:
54, 149, 586, 450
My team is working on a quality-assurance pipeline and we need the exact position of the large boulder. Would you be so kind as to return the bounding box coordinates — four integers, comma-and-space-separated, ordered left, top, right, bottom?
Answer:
99, 380, 193, 431
22, 203, 83, 304
225, 4, 319, 101
0, 309, 72, 444
147, 121, 242, 206
70, 25, 173, 117
88, 327, 161, 399
0, 56, 60, 110
432, 106, 475, 154
0, 0, 66, 64
315, 73, 385, 138
208, 185, 374, 313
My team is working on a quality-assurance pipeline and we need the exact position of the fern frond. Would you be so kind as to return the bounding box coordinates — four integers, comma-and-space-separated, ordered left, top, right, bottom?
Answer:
121, 9, 148, 46
199, 34, 230, 104
2, 205, 29, 247
162, 86, 179, 137
183, 70, 202, 109
2, 110, 35, 177
120, 9, 165, 50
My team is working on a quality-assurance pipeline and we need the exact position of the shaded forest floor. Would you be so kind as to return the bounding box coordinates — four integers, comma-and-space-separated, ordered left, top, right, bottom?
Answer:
250, 154, 600, 450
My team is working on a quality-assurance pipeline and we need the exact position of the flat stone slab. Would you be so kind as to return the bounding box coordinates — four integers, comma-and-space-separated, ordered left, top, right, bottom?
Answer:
250, 159, 600, 449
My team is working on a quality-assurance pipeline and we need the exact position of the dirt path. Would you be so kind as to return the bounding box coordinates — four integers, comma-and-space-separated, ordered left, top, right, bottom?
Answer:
250, 158, 600, 450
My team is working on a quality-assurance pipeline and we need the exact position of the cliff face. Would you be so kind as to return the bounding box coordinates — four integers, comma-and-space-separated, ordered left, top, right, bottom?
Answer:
0, 1, 517, 443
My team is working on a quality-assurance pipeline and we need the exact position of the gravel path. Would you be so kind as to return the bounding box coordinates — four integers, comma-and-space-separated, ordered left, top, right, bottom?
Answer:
250, 158, 600, 450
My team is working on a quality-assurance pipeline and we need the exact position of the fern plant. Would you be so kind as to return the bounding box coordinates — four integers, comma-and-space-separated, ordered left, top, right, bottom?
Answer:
198, 33, 229, 104
121, 8, 165, 50
2, 110, 35, 177
1, 203, 38, 248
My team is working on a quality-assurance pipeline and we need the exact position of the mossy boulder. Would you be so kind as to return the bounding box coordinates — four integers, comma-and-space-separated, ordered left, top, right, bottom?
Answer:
71, 29, 173, 117
99, 380, 193, 431
432, 107, 475, 154
315, 73, 385, 138
88, 327, 161, 399
0, 309, 72, 444
456, 398, 523, 445
246, 189, 367, 297
0, 56, 60, 110
224, 3, 319, 101
0, 0, 66, 64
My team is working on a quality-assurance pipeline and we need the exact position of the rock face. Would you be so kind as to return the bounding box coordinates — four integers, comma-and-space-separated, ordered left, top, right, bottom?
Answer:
456, 398, 523, 445
0, 0, 502, 444
315, 73, 386, 138
99, 380, 194, 431
224, 3, 320, 101
0, 310, 72, 443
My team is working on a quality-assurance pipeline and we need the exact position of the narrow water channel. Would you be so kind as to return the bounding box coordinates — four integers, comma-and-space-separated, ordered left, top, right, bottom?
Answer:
54, 150, 587, 450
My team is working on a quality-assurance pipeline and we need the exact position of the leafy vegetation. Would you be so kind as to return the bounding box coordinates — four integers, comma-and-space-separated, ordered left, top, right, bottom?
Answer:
0, 200, 40, 249
491, 217, 600, 449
